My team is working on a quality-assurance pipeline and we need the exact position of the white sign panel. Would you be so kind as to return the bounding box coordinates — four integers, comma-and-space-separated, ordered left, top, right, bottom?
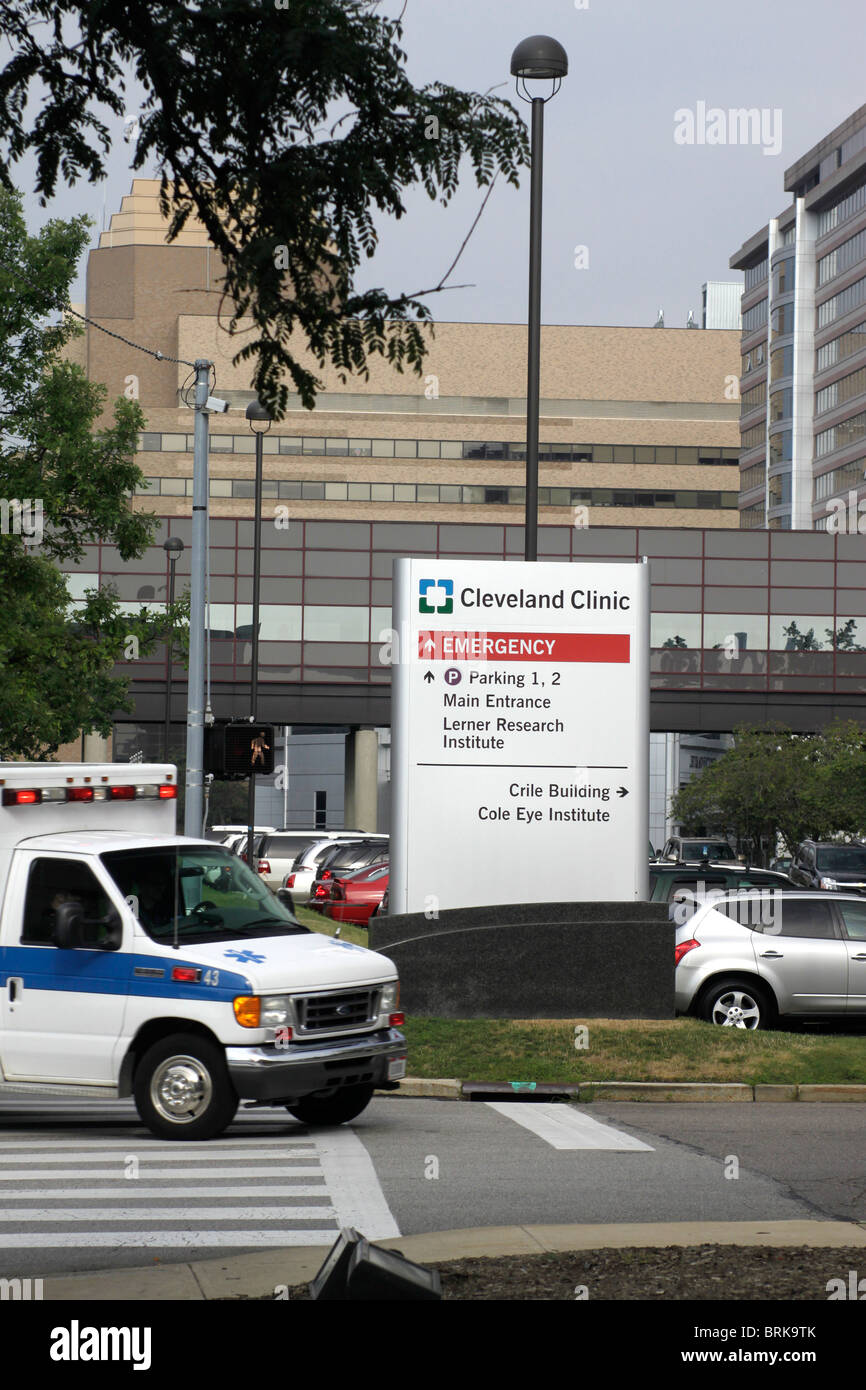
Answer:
390, 558, 649, 912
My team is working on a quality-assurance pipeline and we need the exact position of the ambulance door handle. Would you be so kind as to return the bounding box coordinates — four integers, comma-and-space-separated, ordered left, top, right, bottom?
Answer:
7, 977, 23, 1003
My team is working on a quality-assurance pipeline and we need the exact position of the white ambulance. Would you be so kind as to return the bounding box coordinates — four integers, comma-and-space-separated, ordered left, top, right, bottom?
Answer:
0, 764, 406, 1140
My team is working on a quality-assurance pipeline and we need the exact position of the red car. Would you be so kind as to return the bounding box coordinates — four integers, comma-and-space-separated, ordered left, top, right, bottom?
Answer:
324, 862, 389, 927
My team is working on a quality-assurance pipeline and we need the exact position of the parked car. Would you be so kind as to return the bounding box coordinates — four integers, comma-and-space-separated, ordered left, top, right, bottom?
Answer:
789, 841, 866, 893
255, 830, 385, 890
280, 834, 389, 907
226, 830, 268, 862
308, 839, 390, 911
675, 890, 866, 1028
769, 857, 793, 874
325, 863, 390, 928
659, 836, 736, 864
649, 863, 797, 920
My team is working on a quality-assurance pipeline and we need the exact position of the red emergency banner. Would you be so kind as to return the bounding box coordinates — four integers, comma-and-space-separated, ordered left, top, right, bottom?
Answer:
418, 630, 630, 662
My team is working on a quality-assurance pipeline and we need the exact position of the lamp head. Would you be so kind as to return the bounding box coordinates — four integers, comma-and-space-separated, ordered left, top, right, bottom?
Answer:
510, 34, 568, 81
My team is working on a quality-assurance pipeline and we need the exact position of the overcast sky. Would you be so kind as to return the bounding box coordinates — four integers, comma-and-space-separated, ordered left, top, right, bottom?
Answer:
11, 0, 866, 335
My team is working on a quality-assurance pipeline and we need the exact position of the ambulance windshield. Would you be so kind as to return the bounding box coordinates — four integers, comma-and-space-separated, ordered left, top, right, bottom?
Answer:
101, 846, 308, 943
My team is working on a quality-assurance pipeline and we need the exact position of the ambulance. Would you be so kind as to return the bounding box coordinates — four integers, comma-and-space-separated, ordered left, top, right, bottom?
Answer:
0, 764, 406, 1139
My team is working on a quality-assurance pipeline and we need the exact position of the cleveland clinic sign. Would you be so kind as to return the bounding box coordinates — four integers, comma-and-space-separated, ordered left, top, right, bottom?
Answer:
390, 559, 650, 913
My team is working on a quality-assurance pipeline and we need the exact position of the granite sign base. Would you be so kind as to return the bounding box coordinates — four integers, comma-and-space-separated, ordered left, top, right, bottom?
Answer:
369, 901, 673, 1019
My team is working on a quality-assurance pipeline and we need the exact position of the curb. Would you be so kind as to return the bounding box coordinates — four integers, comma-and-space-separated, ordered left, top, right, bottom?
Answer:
394, 1078, 866, 1101
42, 1220, 866, 1301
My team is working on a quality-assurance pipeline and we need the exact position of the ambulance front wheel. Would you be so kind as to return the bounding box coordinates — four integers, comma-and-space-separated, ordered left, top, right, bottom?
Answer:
134, 1034, 239, 1140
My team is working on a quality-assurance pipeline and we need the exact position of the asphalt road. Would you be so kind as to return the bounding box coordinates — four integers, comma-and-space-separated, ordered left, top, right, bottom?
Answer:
1, 1094, 863, 1278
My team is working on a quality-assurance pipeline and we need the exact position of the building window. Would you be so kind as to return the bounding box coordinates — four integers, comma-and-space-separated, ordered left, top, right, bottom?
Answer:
741, 381, 767, 412
742, 299, 768, 333
744, 258, 769, 291
771, 301, 795, 339
742, 423, 765, 450
815, 364, 866, 416
816, 410, 866, 458
740, 502, 765, 529
817, 321, 866, 371
818, 274, 866, 329
770, 345, 794, 382
769, 388, 793, 423
772, 258, 795, 296
817, 180, 866, 237
818, 227, 866, 287
739, 462, 765, 491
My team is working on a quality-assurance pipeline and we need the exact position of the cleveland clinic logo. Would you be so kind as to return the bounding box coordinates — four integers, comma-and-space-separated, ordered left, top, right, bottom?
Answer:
419, 578, 453, 614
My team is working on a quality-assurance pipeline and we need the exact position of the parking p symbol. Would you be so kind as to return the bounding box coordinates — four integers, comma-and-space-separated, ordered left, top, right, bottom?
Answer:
444, 668, 462, 685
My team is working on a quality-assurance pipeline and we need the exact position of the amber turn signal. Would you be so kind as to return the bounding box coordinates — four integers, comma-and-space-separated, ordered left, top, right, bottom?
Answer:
233, 996, 261, 1027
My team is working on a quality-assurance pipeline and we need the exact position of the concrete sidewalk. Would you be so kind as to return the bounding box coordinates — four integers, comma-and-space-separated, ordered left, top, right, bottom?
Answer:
42, 1220, 866, 1300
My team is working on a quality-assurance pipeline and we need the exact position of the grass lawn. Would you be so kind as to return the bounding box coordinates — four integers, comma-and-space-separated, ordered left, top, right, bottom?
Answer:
399, 1017, 866, 1087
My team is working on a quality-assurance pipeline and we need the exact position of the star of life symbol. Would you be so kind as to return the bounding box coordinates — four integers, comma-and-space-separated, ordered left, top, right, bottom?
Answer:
225, 949, 266, 964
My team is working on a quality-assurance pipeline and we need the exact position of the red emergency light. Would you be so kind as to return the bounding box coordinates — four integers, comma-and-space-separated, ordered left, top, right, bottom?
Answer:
1, 789, 41, 806
172, 966, 202, 983
1, 782, 176, 806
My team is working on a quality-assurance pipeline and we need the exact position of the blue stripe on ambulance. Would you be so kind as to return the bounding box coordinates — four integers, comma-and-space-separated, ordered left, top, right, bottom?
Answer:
0, 946, 251, 1003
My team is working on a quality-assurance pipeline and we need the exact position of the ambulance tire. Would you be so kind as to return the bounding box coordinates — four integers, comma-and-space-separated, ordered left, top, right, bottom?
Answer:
285, 1083, 374, 1126
134, 1033, 239, 1140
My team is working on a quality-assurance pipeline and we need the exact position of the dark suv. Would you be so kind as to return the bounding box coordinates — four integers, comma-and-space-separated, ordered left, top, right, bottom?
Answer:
649, 862, 796, 920
789, 841, 866, 893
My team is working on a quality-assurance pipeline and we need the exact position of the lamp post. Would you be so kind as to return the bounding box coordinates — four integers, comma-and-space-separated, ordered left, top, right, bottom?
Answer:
510, 34, 568, 562
162, 536, 185, 760
244, 399, 272, 867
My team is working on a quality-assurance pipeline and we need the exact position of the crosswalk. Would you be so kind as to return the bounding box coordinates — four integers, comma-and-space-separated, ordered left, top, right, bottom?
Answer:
0, 1095, 656, 1264
484, 1102, 655, 1151
0, 1097, 399, 1253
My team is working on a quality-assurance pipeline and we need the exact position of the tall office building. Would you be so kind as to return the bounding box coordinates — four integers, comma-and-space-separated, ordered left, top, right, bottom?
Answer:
731, 103, 866, 530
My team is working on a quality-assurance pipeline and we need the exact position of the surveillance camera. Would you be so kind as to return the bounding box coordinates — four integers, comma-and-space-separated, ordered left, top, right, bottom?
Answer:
205, 396, 230, 413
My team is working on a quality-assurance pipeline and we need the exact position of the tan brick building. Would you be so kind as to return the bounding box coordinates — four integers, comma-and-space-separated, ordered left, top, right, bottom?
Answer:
87, 180, 741, 531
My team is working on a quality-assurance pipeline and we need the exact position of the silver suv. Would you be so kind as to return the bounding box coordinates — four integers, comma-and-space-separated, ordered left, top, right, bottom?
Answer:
675, 891, 866, 1028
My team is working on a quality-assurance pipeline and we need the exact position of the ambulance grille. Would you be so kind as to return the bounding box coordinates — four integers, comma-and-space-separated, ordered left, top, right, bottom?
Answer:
296, 988, 378, 1034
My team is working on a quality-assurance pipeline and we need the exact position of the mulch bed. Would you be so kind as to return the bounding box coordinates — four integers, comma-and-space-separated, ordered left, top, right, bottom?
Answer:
282, 1244, 866, 1300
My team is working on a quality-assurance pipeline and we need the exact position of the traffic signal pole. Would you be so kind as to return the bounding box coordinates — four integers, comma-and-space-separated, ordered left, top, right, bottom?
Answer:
184, 360, 212, 836
246, 422, 265, 868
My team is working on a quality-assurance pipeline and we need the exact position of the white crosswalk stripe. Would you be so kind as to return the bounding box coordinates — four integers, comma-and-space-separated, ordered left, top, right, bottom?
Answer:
485, 1101, 655, 1151
0, 1096, 400, 1255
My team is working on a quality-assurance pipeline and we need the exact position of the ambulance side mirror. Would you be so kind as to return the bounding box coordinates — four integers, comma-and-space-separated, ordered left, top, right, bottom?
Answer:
54, 903, 123, 951
54, 901, 84, 950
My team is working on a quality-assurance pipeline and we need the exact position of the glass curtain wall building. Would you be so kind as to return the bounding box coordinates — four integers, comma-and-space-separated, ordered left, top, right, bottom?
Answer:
731, 102, 866, 531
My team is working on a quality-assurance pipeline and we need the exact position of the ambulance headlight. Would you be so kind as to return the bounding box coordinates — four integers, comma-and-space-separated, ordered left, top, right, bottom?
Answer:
260, 995, 293, 1028
379, 981, 399, 1015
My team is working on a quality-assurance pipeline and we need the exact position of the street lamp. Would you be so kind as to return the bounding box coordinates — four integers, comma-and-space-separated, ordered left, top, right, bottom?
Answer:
244, 399, 272, 867
510, 34, 568, 562
162, 536, 185, 760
